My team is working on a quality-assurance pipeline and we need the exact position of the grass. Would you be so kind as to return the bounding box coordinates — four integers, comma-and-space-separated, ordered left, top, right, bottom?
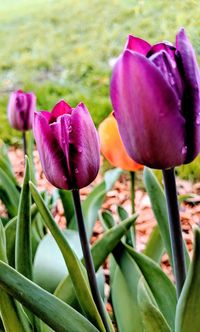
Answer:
0, 0, 200, 179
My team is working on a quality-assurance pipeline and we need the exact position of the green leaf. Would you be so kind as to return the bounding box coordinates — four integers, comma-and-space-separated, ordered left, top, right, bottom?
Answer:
111, 266, 136, 332
138, 278, 171, 332
29, 181, 106, 332
69, 168, 122, 237
0, 220, 25, 332
112, 245, 154, 331
0, 153, 18, 186
117, 205, 134, 246
125, 244, 176, 329
5, 204, 38, 267
54, 215, 137, 304
15, 156, 32, 279
143, 167, 190, 269
99, 210, 115, 229
58, 189, 74, 225
0, 261, 99, 332
175, 228, 200, 332
33, 230, 82, 293
143, 225, 164, 263
0, 167, 20, 217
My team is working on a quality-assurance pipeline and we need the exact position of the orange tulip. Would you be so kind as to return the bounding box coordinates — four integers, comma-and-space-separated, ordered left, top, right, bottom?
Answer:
99, 114, 143, 171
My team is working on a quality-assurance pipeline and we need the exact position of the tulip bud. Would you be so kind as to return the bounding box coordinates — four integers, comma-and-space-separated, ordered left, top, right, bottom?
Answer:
33, 100, 100, 190
7, 90, 36, 131
99, 114, 143, 171
110, 28, 200, 169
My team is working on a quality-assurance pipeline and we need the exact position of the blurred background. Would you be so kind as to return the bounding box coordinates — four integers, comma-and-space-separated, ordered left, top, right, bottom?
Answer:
0, 0, 200, 179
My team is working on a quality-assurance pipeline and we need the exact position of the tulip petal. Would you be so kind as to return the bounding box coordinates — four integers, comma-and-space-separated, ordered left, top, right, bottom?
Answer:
50, 114, 73, 186
99, 115, 143, 171
176, 28, 200, 162
50, 100, 72, 122
125, 35, 151, 55
70, 103, 100, 188
33, 112, 69, 189
147, 42, 176, 60
149, 50, 184, 100
111, 50, 186, 169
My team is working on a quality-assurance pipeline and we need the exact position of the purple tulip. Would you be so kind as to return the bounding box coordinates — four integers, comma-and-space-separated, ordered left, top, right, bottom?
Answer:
7, 90, 36, 131
33, 100, 100, 190
110, 28, 200, 169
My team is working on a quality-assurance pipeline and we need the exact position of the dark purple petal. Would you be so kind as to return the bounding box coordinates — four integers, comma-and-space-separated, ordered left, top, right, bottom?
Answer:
33, 112, 69, 189
50, 114, 73, 186
176, 28, 200, 162
50, 100, 72, 122
149, 50, 184, 100
69, 103, 100, 188
110, 50, 186, 169
125, 35, 151, 55
7, 91, 36, 131
147, 42, 176, 60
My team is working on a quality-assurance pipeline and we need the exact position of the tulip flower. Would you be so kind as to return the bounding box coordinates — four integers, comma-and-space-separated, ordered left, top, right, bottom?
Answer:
33, 100, 100, 190
99, 114, 143, 171
110, 28, 200, 169
7, 90, 36, 132
8, 90, 36, 156
33, 100, 110, 330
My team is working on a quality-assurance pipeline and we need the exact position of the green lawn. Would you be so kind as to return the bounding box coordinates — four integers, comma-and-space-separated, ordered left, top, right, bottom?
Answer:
0, 0, 200, 179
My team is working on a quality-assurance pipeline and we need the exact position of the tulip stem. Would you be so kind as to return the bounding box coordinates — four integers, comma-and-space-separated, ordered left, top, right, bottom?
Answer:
130, 171, 136, 246
22, 132, 27, 157
72, 189, 110, 332
162, 168, 186, 297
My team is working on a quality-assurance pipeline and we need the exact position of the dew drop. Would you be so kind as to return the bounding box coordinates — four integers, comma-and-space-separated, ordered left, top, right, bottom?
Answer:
78, 147, 83, 153
75, 168, 79, 174
181, 146, 188, 155
196, 113, 200, 125
68, 125, 73, 133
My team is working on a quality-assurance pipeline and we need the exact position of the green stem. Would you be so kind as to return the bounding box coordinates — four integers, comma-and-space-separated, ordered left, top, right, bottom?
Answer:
22, 132, 27, 158
129, 171, 136, 246
72, 189, 111, 332
162, 168, 186, 297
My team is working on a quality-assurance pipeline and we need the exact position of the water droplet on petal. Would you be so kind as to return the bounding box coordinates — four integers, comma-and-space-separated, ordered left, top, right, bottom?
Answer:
181, 146, 188, 155
75, 168, 79, 174
68, 125, 73, 133
78, 147, 83, 153
196, 113, 200, 125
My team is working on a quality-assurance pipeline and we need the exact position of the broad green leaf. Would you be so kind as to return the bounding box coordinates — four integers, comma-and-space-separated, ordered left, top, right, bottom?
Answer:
15, 156, 32, 279
58, 189, 74, 225
33, 230, 83, 293
0, 167, 19, 217
125, 244, 176, 329
0, 154, 18, 186
0, 220, 25, 332
143, 167, 190, 269
117, 205, 134, 246
111, 266, 136, 332
175, 228, 200, 332
5, 204, 38, 267
29, 181, 106, 332
54, 215, 137, 304
143, 225, 164, 263
99, 210, 115, 229
112, 244, 156, 331
138, 278, 171, 332
69, 168, 122, 237
0, 261, 99, 332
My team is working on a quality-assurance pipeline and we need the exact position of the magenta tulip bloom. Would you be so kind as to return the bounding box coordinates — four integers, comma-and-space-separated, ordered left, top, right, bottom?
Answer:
110, 28, 200, 169
7, 90, 36, 131
33, 100, 100, 190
